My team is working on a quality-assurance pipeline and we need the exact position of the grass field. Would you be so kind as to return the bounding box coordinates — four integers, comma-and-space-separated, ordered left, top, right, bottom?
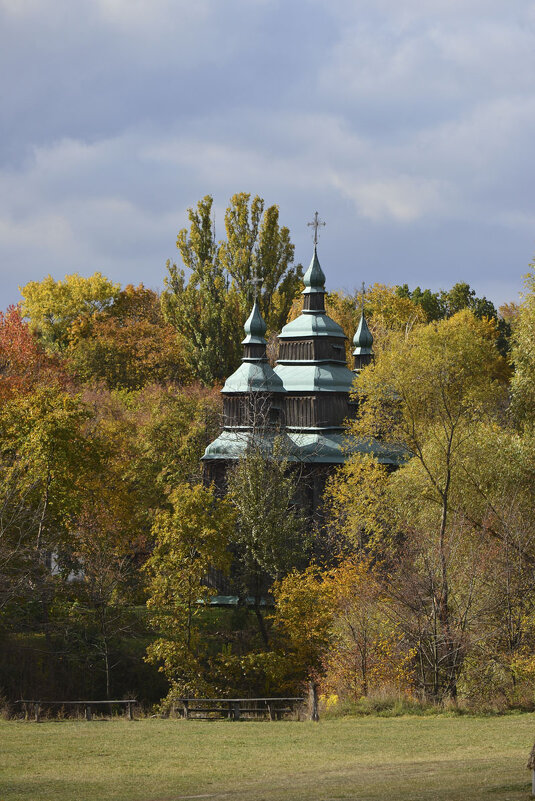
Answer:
1, 714, 535, 801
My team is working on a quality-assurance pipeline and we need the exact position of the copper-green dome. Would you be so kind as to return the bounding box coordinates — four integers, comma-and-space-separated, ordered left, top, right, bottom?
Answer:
274, 363, 354, 393
222, 361, 285, 394
242, 301, 267, 345
302, 246, 326, 295
278, 312, 346, 340
353, 313, 373, 355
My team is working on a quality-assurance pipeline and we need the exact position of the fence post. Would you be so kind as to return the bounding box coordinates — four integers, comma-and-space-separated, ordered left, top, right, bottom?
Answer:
309, 682, 319, 722
85, 704, 92, 721
34, 703, 40, 723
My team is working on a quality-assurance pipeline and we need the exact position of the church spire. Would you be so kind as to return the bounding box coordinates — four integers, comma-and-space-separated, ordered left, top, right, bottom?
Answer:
242, 301, 267, 345
242, 300, 268, 361
302, 246, 327, 312
302, 246, 326, 294
352, 311, 373, 373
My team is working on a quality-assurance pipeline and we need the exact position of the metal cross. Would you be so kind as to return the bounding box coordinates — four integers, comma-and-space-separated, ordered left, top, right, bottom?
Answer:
251, 271, 262, 302
307, 211, 326, 245
360, 281, 366, 311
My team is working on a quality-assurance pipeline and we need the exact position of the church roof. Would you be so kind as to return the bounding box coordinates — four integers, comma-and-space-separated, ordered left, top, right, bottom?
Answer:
278, 312, 346, 339
203, 428, 404, 465
274, 363, 354, 393
203, 429, 300, 461
222, 360, 285, 394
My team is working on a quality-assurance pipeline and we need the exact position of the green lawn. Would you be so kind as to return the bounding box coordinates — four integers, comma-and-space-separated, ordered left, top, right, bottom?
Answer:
1, 714, 534, 801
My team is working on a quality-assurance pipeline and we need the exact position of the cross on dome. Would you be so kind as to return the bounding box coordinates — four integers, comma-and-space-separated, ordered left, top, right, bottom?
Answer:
251, 271, 262, 302
307, 211, 326, 245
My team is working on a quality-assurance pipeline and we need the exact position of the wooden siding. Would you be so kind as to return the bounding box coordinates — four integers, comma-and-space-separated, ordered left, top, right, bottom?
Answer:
278, 337, 346, 363
284, 393, 350, 428
223, 394, 283, 428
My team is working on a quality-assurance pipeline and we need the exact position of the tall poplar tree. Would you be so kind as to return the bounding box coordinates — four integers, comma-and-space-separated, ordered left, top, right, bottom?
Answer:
161, 194, 302, 385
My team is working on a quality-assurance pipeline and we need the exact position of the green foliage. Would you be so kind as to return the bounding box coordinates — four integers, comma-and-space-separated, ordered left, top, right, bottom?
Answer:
219, 192, 303, 332
396, 280, 511, 354
66, 284, 189, 389
144, 483, 236, 697
510, 269, 535, 426
328, 312, 511, 700
20, 272, 120, 352
162, 193, 302, 384
227, 440, 306, 588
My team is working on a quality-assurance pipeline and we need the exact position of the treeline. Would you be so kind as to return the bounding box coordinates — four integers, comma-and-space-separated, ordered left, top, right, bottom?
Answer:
0, 191, 531, 712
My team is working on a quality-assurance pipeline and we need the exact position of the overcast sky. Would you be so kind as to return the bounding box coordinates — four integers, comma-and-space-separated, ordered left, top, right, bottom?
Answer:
2, 0, 535, 309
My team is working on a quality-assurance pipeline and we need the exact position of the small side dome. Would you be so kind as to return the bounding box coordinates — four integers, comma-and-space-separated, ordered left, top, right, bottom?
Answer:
242, 301, 267, 345
302, 246, 326, 295
352, 313, 373, 355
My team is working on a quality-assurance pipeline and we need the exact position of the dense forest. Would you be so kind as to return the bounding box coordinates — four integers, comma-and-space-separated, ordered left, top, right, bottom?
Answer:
1, 192, 534, 713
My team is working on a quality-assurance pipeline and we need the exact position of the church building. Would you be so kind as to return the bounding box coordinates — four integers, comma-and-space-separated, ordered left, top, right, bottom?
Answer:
203, 242, 402, 515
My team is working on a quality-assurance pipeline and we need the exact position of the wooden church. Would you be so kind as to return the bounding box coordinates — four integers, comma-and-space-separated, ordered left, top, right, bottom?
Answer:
202, 242, 401, 516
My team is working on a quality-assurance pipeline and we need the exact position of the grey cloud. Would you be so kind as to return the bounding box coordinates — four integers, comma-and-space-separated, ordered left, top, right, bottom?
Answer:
1, 0, 534, 309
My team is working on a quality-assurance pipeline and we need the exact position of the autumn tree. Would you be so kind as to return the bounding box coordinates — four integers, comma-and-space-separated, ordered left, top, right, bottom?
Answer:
227, 439, 306, 644
322, 559, 413, 700
19, 272, 120, 352
144, 483, 236, 698
287, 284, 426, 362
397, 281, 511, 354
327, 311, 510, 701
0, 306, 66, 400
272, 558, 412, 698
0, 384, 97, 636
162, 194, 302, 384
66, 284, 189, 389
510, 269, 535, 426
271, 564, 336, 681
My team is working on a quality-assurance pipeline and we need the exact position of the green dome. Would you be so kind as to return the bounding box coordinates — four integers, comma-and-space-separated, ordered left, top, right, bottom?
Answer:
274, 363, 354, 393
352, 313, 373, 355
278, 313, 346, 339
302, 246, 326, 295
222, 361, 285, 394
242, 301, 267, 345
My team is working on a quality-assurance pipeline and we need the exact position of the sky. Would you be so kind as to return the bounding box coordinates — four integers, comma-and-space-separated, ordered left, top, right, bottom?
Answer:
1, 0, 535, 309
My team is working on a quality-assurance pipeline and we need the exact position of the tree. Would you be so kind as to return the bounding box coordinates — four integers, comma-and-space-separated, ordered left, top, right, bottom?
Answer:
0, 306, 66, 400
19, 272, 120, 352
322, 559, 414, 700
327, 311, 509, 700
226, 439, 306, 645
162, 194, 302, 384
66, 284, 190, 389
510, 269, 535, 426
162, 196, 242, 385
218, 193, 302, 332
0, 385, 97, 639
271, 564, 336, 682
396, 281, 511, 355
144, 483, 236, 698
272, 558, 413, 698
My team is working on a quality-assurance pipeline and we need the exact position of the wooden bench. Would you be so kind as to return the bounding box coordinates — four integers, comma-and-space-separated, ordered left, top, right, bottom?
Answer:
177, 697, 305, 721
16, 699, 137, 721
